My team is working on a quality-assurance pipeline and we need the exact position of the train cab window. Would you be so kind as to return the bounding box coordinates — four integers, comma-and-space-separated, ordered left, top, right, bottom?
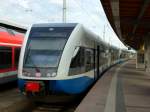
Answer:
0, 46, 12, 69
15, 48, 20, 67
23, 26, 74, 68
69, 47, 85, 75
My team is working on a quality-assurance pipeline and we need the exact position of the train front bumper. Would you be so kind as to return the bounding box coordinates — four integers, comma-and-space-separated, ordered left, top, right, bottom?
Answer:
18, 76, 94, 95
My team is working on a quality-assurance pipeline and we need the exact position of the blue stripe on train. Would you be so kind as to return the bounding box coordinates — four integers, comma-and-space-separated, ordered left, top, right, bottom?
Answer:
18, 76, 94, 94
18, 79, 26, 92
50, 76, 94, 94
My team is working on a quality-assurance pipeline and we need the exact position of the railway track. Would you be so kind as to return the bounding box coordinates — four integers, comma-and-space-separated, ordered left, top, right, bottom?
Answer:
0, 81, 33, 112
30, 95, 84, 112
0, 81, 89, 112
0, 81, 84, 112
31, 102, 77, 112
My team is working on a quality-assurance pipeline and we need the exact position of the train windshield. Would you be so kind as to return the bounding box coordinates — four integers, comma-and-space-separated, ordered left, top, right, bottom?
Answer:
23, 27, 74, 68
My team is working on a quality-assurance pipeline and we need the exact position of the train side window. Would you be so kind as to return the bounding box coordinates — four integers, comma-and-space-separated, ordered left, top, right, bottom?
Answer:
0, 46, 12, 69
69, 47, 95, 76
99, 48, 105, 65
85, 49, 94, 72
69, 47, 85, 75
15, 48, 20, 67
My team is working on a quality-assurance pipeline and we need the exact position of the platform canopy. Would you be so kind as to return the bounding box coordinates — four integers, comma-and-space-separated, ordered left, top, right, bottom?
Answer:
100, 0, 150, 50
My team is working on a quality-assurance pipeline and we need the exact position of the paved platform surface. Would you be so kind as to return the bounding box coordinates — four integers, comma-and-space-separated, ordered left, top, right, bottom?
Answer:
75, 59, 150, 112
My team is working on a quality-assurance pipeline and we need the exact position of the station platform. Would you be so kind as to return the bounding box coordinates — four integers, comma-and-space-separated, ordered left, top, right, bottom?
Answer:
75, 59, 150, 112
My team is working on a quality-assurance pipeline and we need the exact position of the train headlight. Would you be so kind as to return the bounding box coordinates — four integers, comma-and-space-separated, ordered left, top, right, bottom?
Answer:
23, 71, 31, 77
52, 72, 56, 77
22, 71, 28, 76
46, 72, 56, 77
47, 73, 51, 77
27, 73, 31, 76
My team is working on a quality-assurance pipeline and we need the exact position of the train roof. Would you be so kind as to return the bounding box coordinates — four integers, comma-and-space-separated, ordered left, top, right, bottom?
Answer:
0, 19, 26, 47
31, 23, 126, 51
0, 19, 27, 33
32, 23, 78, 28
0, 31, 23, 47
82, 25, 123, 51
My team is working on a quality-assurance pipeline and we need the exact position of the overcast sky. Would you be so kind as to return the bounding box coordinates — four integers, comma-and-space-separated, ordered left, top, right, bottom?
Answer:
0, 0, 127, 49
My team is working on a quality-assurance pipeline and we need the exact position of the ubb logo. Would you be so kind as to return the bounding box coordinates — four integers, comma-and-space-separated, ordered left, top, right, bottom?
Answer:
49, 28, 54, 31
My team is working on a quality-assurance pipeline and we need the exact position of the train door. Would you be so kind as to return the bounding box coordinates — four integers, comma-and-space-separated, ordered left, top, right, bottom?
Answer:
95, 45, 100, 79
93, 48, 96, 80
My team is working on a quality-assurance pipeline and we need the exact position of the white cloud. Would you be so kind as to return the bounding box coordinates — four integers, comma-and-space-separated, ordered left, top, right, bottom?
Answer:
0, 0, 127, 49
48, 0, 62, 5
17, 0, 29, 9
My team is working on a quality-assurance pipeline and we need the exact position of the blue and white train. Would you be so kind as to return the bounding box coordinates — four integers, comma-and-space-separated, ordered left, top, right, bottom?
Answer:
18, 23, 130, 96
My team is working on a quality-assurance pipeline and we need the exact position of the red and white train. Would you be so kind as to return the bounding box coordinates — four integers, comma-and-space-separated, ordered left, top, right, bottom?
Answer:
0, 21, 26, 84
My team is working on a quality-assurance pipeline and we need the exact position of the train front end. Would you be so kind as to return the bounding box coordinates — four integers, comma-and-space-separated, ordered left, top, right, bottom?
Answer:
18, 23, 77, 96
